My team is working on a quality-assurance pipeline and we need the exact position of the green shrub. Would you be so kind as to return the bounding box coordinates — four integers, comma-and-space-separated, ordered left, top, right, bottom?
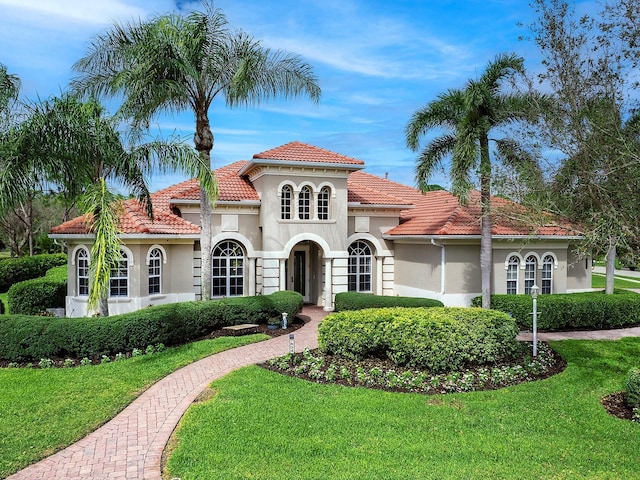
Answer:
625, 368, 640, 408
44, 265, 68, 282
472, 290, 640, 331
268, 290, 305, 320
7, 277, 67, 315
0, 299, 4, 315
334, 292, 443, 311
318, 307, 520, 373
0, 253, 67, 292
0, 290, 304, 362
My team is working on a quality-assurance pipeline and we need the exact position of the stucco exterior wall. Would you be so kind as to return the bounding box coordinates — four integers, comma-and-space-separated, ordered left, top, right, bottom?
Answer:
566, 246, 592, 291
252, 172, 349, 253
393, 242, 442, 292
64, 239, 196, 317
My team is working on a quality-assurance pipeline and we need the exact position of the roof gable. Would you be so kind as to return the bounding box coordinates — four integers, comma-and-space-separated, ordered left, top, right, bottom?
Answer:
253, 141, 365, 165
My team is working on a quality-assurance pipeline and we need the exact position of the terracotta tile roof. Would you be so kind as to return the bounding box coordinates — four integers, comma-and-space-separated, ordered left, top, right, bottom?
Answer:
347, 178, 413, 207
50, 198, 201, 236
50, 142, 577, 239
253, 141, 365, 165
384, 190, 578, 237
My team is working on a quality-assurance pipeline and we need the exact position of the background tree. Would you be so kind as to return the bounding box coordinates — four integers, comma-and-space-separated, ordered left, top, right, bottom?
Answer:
525, 0, 640, 293
0, 63, 20, 121
406, 53, 540, 308
71, 2, 320, 300
0, 94, 215, 315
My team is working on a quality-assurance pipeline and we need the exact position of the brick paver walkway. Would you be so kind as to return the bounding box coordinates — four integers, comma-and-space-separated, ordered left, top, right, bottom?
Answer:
8, 306, 326, 480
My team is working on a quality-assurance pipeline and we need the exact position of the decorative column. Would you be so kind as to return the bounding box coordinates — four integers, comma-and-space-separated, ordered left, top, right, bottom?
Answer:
376, 256, 383, 295
279, 258, 287, 290
248, 257, 256, 297
324, 258, 333, 311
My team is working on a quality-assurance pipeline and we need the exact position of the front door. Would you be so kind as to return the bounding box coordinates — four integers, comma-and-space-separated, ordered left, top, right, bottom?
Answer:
290, 247, 310, 302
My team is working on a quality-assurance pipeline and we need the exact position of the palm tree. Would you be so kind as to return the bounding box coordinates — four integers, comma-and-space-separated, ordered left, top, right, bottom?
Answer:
0, 63, 20, 115
71, 2, 321, 300
406, 53, 538, 309
0, 94, 215, 315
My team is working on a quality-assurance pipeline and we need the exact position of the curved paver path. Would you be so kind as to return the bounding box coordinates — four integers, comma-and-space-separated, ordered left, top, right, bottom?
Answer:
8, 306, 326, 480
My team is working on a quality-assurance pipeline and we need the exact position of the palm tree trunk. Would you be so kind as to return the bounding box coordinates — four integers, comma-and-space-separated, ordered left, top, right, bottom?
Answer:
195, 108, 214, 301
479, 135, 493, 309
98, 296, 109, 317
605, 242, 616, 294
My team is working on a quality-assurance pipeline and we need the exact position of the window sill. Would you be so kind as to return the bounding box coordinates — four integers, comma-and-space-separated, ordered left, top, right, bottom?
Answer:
278, 219, 337, 224
149, 294, 166, 300
108, 297, 131, 303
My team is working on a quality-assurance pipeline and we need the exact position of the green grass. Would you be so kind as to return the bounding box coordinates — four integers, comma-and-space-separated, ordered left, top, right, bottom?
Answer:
0, 334, 268, 478
592, 273, 640, 289
166, 338, 640, 480
0, 292, 7, 315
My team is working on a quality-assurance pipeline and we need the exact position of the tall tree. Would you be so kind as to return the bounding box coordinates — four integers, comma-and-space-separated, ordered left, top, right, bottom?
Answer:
526, 0, 640, 293
0, 64, 20, 117
0, 94, 215, 315
406, 53, 539, 308
71, 2, 320, 300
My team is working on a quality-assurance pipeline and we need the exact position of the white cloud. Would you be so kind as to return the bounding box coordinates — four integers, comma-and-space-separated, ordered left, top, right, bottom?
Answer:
0, 0, 148, 25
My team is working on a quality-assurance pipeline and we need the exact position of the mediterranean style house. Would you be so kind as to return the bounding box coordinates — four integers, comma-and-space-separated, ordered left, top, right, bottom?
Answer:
50, 141, 591, 317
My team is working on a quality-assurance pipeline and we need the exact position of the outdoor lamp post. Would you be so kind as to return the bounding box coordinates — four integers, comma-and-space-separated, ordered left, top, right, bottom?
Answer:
289, 334, 295, 354
531, 284, 539, 357
282, 312, 288, 329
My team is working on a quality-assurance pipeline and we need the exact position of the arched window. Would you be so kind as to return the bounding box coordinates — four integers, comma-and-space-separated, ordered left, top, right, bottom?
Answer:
110, 250, 129, 297
212, 241, 245, 297
506, 255, 519, 294
281, 185, 292, 220
317, 186, 330, 220
148, 248, 162, 295
542, 255, 554, 294
348, 241, 372, 292
298, 186, 311, 220
524, 255, 537, 295
77, 248, 89, 296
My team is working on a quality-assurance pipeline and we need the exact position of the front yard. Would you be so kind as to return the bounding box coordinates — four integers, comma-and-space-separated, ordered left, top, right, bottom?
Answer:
0, 334, 268, 478
164, 338, 640, 479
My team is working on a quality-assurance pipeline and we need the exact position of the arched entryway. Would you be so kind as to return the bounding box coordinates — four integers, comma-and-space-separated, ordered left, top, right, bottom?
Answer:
287, 240, 324, 304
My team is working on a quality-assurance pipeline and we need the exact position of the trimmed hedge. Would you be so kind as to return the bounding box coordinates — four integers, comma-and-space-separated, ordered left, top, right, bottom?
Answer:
7, 278, 67, 315
318, 307, 520, 373
625, 368, 640, 408
472, 290, 640, 331
0, 291, 303, 362
0, 253, 67, 293
334, 291, 443, 311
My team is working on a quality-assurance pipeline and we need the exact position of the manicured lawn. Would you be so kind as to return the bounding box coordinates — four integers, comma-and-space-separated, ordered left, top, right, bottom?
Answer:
0, 334, 268, 478
592, 273, 640, 289
166, 338, 640, 479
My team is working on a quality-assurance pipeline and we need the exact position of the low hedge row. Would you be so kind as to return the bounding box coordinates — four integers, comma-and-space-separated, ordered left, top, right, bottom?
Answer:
0, 291, 303, 362
318, 307, 520, 373
8, 265, 68, 315
334, 291, 443, 311
0, 254, 67, 293
472, 290, 640, 331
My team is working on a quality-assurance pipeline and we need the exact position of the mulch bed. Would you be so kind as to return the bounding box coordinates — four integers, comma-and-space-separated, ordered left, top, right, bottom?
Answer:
601, 391, 635, 421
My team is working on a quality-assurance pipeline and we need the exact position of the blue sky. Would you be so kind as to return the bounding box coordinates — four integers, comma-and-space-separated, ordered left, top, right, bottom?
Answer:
0, 0, 595, 192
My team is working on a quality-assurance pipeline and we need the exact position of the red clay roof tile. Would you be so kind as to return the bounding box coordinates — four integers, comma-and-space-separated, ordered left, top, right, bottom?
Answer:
51, 142, 577, 238
253, 141, 365, 165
